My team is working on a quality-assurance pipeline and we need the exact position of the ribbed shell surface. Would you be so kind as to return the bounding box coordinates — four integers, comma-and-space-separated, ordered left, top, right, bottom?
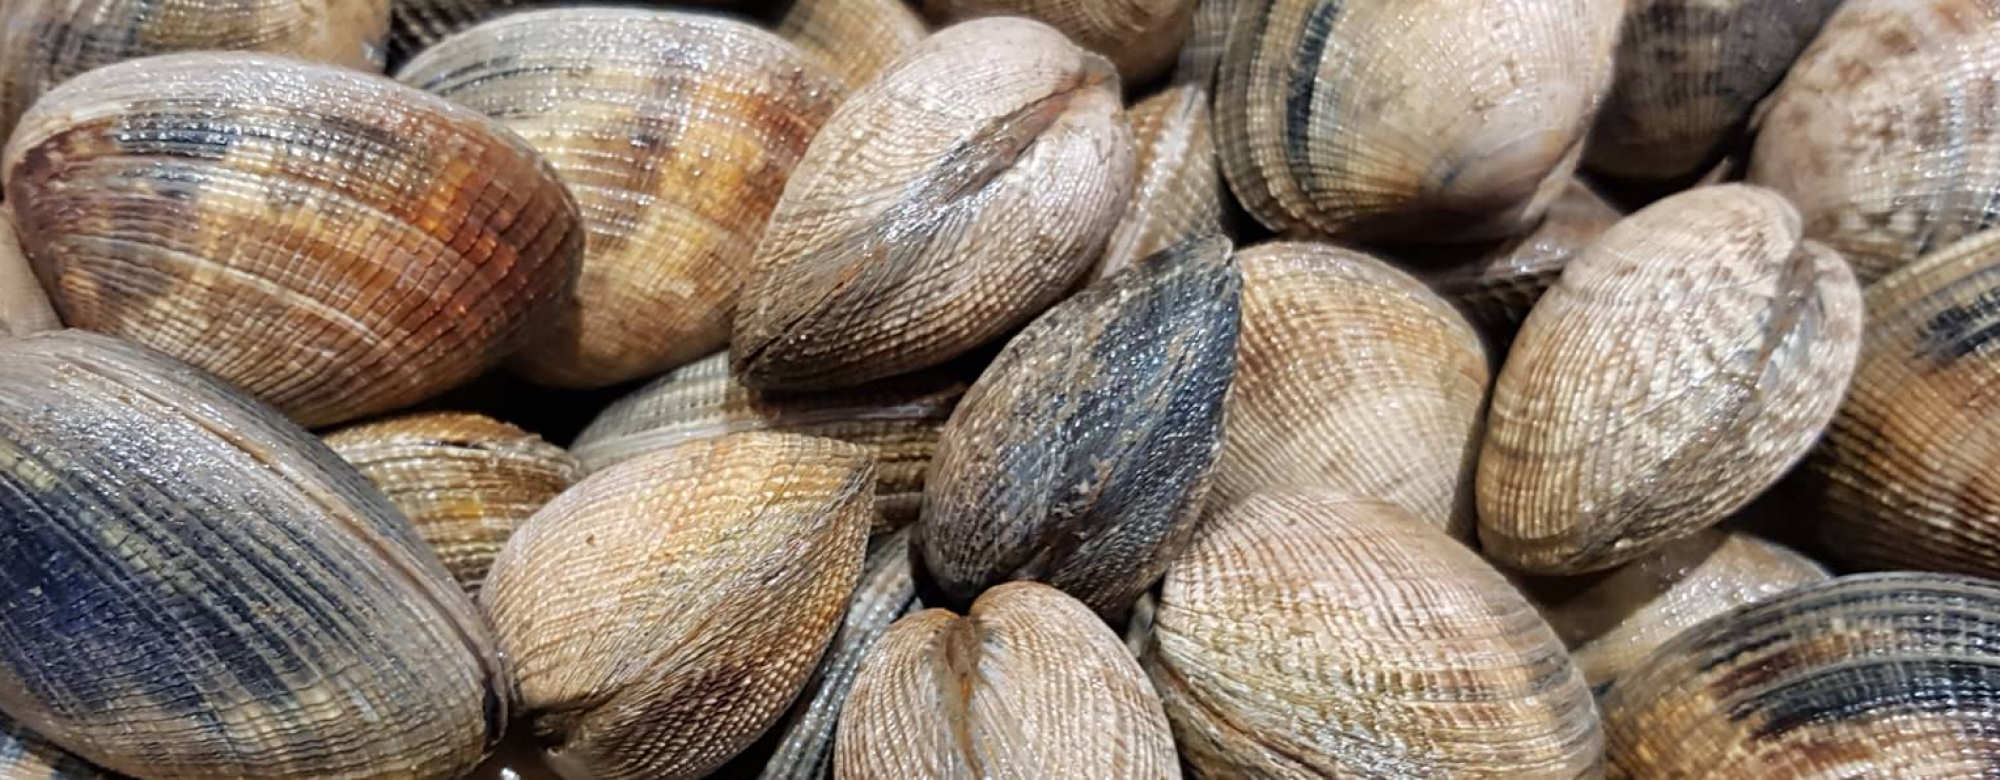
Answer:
1749, 0, 2000, 284
1216, 0, 1622, 241
921, 0, 1191, 83
1478, 184, 1864, 574
1211, 241, 1488, 539
0, 330, 504, 779
323, 411, 581, 594
1419, 179, 1622, 336
1171, 0, 1233, 86
1091, 84, 1225, 283
481, 431, 872, 780
731, 17, 1135, 390
1602, 573, 2000, 777
399, 9, 846, 388
1146, 489, 1602, 777
774, 0, 929, 89
834, 581, 1180, 779
0, 715, 106, 780
0, 212, 56, 337
386, 0, 517, 64
3, 53, 583, 429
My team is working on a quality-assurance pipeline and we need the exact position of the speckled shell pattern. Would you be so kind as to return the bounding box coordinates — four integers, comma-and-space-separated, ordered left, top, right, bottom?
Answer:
1092, 84, 1226, 283
1420, 179, 1623, 337
399, 9, 846, 389
1216, 0, 1622, 241
731, 17, 1135, 390
1210, 241, 1489, 539
0, 715, 106, 780
3, 52, 583, 429
1146, 489, 1602, 777
774, 0, 929, 89
480, 431, 872, 780
0, 330, 504, 779
1601, 572, 2000, 777
1478, 184, 1864, 575
569, 351, 965, 534
921, 0, 1191, 83
1749, 0, 2000, 284
834, 581, 1180, 779
0, 212, 56, 337
1814, 227, 2000, 578
1586, 0, 1843, 182
323, 411, 581, 594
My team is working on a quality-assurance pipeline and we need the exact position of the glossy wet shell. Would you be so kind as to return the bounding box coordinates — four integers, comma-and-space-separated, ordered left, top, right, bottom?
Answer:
1216, 0, 1622, 241
1146, 489, 1602, 777
1211, 241, 1488, 539
0, 212, 56, 338
482, 431, 872, 780
1418, 179, 1622, 336
1479, 184, 1863, 574
921, 0, 1191, 83
731, 17, 1135, 390
3, 52, 583, 429
835, 581, 1180, 779
0, 715, 107, 780
570, 351, 964, 534
1814, 227, 2000, 578
774, 0, 929, 89
1091, 84, 1226, 283
0, 330, 504, 779
1749, 0, 2000, 284
399, 9, 844, 389
1602, 572, 2000, 777
324, 411, 582, 594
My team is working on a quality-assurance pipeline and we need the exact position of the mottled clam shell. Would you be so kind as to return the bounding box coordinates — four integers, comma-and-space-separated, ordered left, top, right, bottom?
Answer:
1814, 227, 2000, 577
570, 351, 965, 534
1749, 0, 2000, 283
1217, 0, 1622, 241
731, 17, 1136, 390
1479, 184, 1863, 574
323, 411, 582, 594
0, 211, 57, 338
773, 0, 929, 89
919, 236, 1237, 617
1146, 489, 1602, 776
0, 715, 107, 780
1416, 179, 1623, 336
0, 330, 504, 779
921, 0, 1191, 83
835, 581, 1180, 779
3, 52, 583, 428
1211, 241, 1488, 539
1603, 572, 2000, 777
482, 431, 872, 780
1091, 84, 1227, 283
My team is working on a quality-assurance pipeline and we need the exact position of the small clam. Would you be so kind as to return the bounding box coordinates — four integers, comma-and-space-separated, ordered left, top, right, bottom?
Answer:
1146, 489, 1602, 776
1091, 84, 1227, 283
0, 715, 107, 780
835, 581, 1180, 779
773, 0, 930, 89
0, 211, 56, 338
1479, 184, 1863, 574
1416, 179, 1623, 337
731, 17, 1135, 390
921, 0, 1191, 84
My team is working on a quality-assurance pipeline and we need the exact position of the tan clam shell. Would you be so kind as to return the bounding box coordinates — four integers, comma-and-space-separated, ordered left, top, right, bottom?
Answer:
1417, 178, 1622, 337
1479, 184, 1863, 574
0, 209, 57, 338
0, 715, 107, 780
1146, 489, 1602, 776
834, 581, 1180, 779
774, 0, 930, 89
1091, 84, 1227, 283
482, 431, 872, 780
921, 0, 1191, 84
731, 17, 1135, 390
1210, 240, 1488, 539
1749, 0, 2000, 283
1216, 0, 1622, 242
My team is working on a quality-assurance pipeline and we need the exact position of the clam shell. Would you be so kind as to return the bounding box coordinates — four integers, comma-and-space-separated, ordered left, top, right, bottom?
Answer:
1211, 240, 1488, 539
1748, 0, 2000, 283
1478, 184, 1863, 574
1146, 489, 1602, 776
323, 411, 582, 594
1091, 84, 1227, 283
1216, 0, 1622, 241
920, 0, 1191, 84
731, 17, 1135, 390
0, 211, 57, 338
3, 52, 583, 428
482, 431, 872, 780
1602, 572, 2000, 777
0, 330, 504, 779
1417, 178, 1622, 337
834, 581, 1180, 779
387, 0, 517, 63
774, 0, 929, 89
0, 715, 107, 780
399, 9, 846, 389
1171, 0, 1233, 87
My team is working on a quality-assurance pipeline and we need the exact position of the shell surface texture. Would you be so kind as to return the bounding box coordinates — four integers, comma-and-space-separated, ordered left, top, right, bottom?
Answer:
1417, 178, 1623, 338
772, 0, 930, 89
920, 0, 1192, 84
1478, 184, 1864, 575
0, 713, 107, 780
0, 211, 57, 338
1092, 83, 1227, 283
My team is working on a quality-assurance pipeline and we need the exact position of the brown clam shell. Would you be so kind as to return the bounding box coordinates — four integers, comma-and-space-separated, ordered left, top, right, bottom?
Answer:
1416, 178, 1623, 337
1478, 184, 1863, 574
921, 0, 1191, 84
0, 210, 57, 338
774, 0, 930, 89
0, 714, 107, 780
1091, 84, 1227, 283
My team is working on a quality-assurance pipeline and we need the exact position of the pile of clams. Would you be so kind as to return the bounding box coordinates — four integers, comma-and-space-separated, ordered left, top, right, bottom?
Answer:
2, 0, 1999, 777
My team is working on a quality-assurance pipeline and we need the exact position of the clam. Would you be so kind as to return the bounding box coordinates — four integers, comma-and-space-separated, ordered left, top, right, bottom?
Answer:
1216, 0, 1622, 241
731, 17, 1135, 390
919, 236, 1239, 618
920, 0, 1191, 84
835, 581, 1180, 779
1748, 0, 2000, 283
1479, 184, 1863, 574
1211, 241, 1488, 539
773, 0, 929, 89
1091, 84, 1227, 283
1416, 178, 1622, 337
1146, 489, 1602, 776
3, 52, 582, 428
1603, 572, 2000, 777
323, 411, 582, 594
1172, 0, 1233, 87
0, 715, 107, 780
0, 330, 504, 779
481, 431, 872, 780
0, 211, 56, 338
